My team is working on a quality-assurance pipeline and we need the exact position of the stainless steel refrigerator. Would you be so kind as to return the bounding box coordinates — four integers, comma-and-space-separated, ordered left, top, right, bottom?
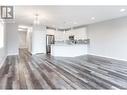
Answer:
46, 35, 55, 54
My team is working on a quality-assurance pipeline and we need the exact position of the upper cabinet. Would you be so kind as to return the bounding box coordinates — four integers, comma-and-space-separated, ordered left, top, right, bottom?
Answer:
47, 29, 64, 41
65, 27, 87, 40
47, 29, 55, 35
46, 27, 87, 41
73, 28, 87, 40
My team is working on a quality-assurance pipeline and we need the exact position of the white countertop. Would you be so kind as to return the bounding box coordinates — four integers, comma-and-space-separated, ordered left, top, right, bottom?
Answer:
51, 44, 87, 46
51, 43, 87, 57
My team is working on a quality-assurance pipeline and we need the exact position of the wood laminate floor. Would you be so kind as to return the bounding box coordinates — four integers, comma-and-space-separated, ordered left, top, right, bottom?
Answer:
0, 49, 127, 89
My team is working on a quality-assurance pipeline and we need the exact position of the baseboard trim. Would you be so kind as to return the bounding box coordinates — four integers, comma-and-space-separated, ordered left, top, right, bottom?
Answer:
88, 53, 127, 62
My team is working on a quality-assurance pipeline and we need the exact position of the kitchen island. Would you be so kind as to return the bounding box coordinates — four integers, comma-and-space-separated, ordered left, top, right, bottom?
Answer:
51, 44, 87, 57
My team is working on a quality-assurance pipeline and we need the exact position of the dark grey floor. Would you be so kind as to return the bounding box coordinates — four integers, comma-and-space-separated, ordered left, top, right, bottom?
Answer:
0, 49, 127, 89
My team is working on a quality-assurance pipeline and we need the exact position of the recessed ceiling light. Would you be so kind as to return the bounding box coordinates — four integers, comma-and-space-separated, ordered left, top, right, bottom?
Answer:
120, 8, 126, 12
91, 17, 95, 20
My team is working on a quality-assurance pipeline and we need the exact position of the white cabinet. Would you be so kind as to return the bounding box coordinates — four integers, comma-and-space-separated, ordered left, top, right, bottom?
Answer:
74, 28, 87, 39
47, 29, 64, 41
51, 44, 87, 57
65, 27, 87, 40
46, 27, 87, 41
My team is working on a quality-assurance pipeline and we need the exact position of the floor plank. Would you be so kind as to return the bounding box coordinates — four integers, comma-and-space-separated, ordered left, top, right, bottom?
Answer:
0, 49, 127, 89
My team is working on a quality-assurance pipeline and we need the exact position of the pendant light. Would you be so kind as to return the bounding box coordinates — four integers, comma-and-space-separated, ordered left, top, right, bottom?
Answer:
34, 14, 40, 25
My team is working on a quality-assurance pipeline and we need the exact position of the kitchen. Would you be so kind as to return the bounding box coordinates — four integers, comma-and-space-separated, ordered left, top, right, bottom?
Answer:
46, 27, 89, 57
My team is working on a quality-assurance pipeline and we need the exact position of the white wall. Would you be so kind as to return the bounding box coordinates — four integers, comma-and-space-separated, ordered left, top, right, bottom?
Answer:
6, 23, 19, 55
19, 31, 27, 48
32, 25, 46, 54
26, 27, 32, 53
0, 20, 7, 65
87, 16, 127, 61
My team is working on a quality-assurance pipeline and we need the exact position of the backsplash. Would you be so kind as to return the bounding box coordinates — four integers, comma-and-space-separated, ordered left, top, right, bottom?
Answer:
55, 39, 90, 45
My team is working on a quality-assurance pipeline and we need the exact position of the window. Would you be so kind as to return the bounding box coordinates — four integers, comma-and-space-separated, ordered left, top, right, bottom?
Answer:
0, 20, 4, 48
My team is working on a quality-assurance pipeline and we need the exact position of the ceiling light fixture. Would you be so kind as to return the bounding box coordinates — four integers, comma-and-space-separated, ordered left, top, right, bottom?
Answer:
120, 8, 126, 12
91, 17, 95, 20
34, 14, 40, 25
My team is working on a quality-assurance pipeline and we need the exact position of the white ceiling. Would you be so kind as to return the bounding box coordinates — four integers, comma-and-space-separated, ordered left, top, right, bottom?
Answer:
15, 6, 127, 29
